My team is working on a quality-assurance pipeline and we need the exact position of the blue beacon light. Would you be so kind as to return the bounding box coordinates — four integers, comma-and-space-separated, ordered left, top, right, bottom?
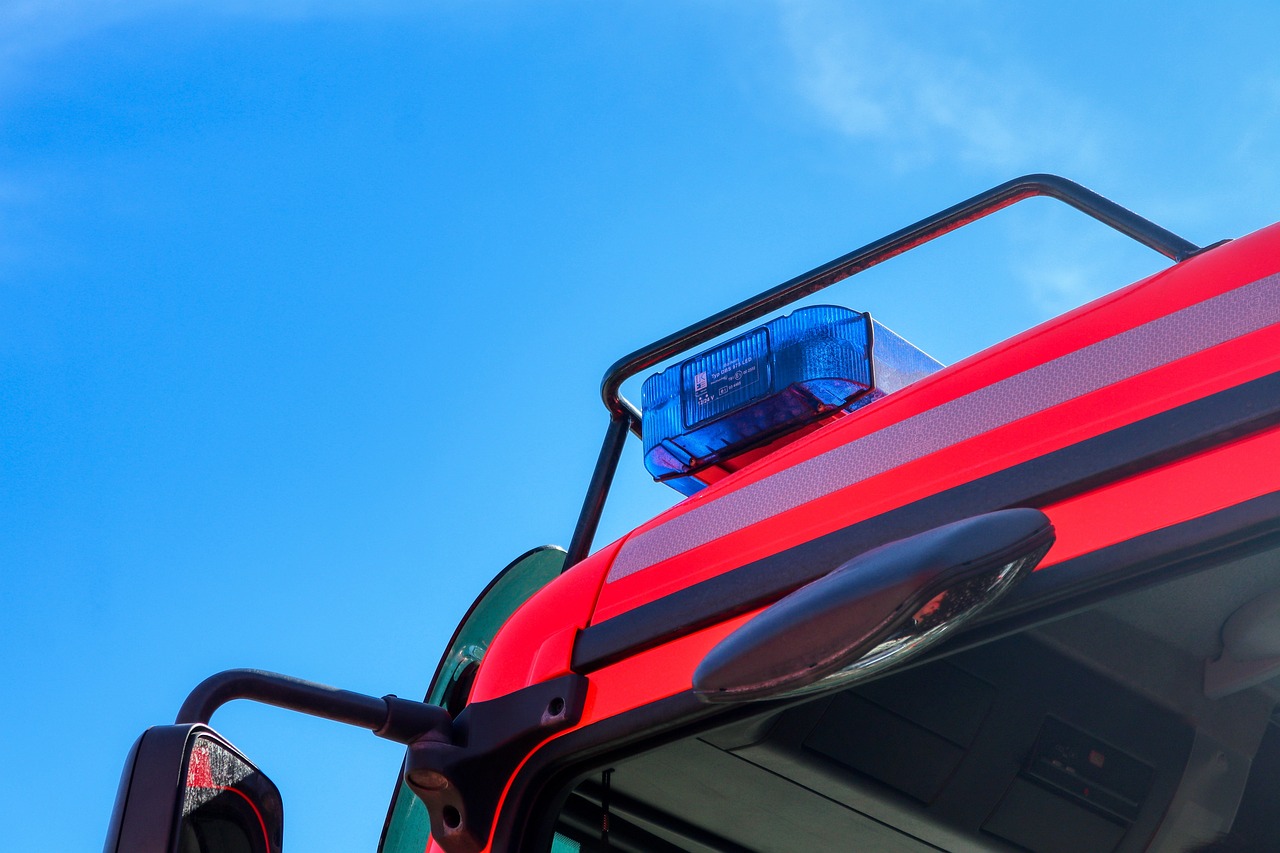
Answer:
640, 306, 942, 495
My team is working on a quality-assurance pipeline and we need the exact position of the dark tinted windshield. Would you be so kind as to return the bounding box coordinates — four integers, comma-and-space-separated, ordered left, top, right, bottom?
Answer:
548, 545, 1280, 852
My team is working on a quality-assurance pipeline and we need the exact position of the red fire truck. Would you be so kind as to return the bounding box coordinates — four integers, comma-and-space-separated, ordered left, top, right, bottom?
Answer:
106, 175, 1280, 853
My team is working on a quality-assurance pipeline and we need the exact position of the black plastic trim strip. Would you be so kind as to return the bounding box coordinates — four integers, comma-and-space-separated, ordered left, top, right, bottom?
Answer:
503, 491, 1280, 852
958, 489, 1280, 648
573, 369, 1280, 673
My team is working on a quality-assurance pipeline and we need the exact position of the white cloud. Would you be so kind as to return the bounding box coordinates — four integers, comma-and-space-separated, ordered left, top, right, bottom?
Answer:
1005, 207, 1172, 317
1019, 261, 1106, 316
771, 1, 1157, 317
1221, 76, 1280, 220
776, 1, 1104, 174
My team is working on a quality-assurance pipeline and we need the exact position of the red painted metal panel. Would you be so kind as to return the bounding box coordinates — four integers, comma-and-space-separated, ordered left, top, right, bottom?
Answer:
473, 224, 1280, 709
458, 223, 1280, 853
467, 539, 617, 704
592, 225, 1280, 620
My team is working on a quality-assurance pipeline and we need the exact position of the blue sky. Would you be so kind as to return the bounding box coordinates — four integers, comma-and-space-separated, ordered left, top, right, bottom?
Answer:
5, 2, 1280, 851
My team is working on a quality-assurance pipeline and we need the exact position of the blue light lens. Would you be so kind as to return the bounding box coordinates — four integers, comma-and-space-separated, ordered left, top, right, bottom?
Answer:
641, 306, 941, 491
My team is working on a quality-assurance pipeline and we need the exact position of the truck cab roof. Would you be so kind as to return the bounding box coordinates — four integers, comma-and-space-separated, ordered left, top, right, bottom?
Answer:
392, 176, 1280, 853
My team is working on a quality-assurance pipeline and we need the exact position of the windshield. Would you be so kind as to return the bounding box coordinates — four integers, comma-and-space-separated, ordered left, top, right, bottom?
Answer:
545, 542, 1280, 853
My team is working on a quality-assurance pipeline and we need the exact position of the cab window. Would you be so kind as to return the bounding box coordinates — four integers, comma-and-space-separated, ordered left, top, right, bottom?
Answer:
548, 546, 1280, 853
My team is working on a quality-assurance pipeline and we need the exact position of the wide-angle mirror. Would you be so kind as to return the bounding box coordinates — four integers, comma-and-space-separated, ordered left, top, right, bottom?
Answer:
105, 724, 283, 853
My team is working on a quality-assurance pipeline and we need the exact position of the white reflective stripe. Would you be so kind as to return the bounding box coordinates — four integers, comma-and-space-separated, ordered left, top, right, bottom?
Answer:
607, 273, 1280, 583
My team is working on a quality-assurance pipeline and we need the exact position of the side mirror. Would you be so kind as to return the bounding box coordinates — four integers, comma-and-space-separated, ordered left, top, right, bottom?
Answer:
104, 724, 283, 853
104, 669, 453, 853
693, 508, 1054, 702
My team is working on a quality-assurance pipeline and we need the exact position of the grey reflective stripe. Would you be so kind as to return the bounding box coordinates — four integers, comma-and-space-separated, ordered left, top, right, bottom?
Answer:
607, 273, 1280, 583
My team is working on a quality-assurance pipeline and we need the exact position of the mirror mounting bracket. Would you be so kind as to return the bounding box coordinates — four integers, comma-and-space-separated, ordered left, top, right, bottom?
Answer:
174, 668, 587, 853
405, 673, 589, 853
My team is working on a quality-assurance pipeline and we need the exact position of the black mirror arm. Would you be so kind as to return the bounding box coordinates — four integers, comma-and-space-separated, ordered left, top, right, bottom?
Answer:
172, 668, 587, 853
175, 668, 452, 746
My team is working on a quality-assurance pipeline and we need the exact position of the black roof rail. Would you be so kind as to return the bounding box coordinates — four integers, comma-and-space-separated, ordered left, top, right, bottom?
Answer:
564, 174, 1203, 569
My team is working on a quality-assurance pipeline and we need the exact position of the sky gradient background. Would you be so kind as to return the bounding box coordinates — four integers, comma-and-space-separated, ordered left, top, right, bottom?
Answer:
6, 2, 1280, 851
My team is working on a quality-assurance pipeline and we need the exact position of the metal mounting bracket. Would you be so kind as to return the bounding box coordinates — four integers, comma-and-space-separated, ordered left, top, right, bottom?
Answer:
405, 673, 589, 853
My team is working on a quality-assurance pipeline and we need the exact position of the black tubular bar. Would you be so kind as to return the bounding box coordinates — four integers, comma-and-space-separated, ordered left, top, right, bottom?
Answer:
563, 174, 1202, 567
175, 668, 451, 745
564, 412, 635, 569
600, 173, 1202, 427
